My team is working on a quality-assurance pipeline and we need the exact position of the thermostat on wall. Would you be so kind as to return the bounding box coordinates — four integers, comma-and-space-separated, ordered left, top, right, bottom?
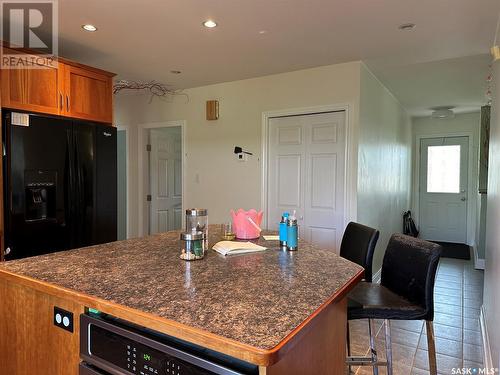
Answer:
237, 153, 248, 162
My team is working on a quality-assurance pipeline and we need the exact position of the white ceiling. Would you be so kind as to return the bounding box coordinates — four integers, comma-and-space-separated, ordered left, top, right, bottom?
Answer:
57, 0, 500, 115
366, 54, 493, 117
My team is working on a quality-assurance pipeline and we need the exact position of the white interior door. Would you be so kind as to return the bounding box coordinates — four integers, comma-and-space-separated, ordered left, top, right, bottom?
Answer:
419, 136, 468, 243
149, 127, 182, 234
267, 111, 346, 251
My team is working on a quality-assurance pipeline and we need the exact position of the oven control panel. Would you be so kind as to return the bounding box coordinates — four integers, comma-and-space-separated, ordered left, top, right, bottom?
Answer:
80, 314, 253, 375
90, 323, 214, 375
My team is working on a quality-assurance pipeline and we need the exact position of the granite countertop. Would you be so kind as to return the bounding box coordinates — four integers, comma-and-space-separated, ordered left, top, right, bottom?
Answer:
0, 225, 363, 351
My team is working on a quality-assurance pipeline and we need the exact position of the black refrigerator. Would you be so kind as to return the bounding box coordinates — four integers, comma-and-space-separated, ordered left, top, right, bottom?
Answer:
2, 110, 117, 260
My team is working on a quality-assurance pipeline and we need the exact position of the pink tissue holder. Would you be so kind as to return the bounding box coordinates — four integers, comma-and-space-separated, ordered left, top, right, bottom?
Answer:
230, 209, 263, 239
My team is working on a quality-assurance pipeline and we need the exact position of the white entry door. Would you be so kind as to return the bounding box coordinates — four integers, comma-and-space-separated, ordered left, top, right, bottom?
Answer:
267, 111, 346, 251
149, 127, 182, 233
419, 136, 468, 243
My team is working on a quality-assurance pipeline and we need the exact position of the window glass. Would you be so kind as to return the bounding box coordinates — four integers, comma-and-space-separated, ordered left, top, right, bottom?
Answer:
427, 145, 461, 193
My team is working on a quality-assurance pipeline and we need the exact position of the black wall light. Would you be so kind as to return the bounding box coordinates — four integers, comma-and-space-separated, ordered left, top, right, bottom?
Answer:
234, 146, 253, 155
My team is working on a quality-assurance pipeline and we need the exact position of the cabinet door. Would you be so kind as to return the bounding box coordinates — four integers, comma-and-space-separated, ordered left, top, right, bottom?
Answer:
63, 64, 113, 124
1, 51, 63, 115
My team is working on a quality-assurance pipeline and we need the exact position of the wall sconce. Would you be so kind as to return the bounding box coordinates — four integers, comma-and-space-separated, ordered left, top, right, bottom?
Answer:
206, 100, 219, 120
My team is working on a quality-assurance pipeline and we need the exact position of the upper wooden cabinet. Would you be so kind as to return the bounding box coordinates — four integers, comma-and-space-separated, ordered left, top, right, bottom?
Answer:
1, 48, 115, 124
61, 64, 113, 124
1, 50, 63, 116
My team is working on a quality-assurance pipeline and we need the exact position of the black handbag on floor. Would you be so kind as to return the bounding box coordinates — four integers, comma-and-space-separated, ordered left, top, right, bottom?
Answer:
403, 210, 419, 237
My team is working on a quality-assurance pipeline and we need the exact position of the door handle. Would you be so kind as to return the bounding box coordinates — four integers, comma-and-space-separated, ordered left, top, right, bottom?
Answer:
59, 92, 63, 110
461, 197, 467, 201
66, 95, 70, 112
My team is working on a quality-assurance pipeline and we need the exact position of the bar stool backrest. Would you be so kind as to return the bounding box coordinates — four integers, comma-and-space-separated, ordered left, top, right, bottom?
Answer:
381, 234, 442, 321
340, 222, 380, 282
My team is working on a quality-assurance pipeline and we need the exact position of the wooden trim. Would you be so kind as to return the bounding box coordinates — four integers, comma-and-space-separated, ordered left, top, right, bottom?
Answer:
0, 267, 363, 366
58, 57, 115, 77
480, 305, 493, 371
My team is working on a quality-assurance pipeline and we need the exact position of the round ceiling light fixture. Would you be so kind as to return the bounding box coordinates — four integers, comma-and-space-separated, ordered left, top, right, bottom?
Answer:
203, 20, 217, 28
82, 24, 97, 32
398, 23, 415, 31
431, 106, 455, 119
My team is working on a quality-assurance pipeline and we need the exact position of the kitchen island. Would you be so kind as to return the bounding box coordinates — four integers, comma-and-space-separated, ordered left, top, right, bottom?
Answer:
0, 226, 363, 374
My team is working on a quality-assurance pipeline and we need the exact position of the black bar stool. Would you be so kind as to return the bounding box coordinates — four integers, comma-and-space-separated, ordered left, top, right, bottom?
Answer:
346, 234, 442, 375
339, 222, 380, 361
340, 222, 380, 283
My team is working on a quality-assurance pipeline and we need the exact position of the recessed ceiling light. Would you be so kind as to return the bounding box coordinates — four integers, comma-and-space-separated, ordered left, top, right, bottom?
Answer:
398, 23, 415, 31
203, 20, 217, 28
259, 30, 268, 35
170, 70, 182, 74
82, 24, 97, 32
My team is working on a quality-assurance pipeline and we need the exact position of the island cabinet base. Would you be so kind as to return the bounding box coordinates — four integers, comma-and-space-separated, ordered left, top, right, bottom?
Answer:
0, 278, 85, 374
260, 298, 347, 375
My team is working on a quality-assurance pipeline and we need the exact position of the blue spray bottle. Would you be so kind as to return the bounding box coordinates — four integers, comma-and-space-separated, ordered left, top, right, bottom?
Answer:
279, 212, 289, 248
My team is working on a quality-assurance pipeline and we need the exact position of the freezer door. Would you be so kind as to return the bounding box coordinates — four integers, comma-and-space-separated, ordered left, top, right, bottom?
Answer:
94, 125, 117, 244
3, 112, 73, 259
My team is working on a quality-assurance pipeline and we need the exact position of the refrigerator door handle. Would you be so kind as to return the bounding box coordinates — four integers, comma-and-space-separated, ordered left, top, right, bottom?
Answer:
65, 130, 75, 230
73, 129, 86, 246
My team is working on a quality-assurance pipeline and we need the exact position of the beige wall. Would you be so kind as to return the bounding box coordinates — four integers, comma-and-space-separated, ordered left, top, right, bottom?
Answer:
116, 61, 412, 276
484, 60, 500, 368
412, 112, 481, 251
115, 62, 362, 237
357, 64, 412, 274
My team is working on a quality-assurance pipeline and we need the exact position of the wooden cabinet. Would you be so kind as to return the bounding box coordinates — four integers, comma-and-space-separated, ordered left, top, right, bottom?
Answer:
0, 278, 84, 374
1, 50, 63, 116
0, 48, 114, 124
62, 64, 113, 123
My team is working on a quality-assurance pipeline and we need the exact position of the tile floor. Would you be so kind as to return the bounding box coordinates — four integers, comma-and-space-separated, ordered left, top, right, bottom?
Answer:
347, 257, 485, 375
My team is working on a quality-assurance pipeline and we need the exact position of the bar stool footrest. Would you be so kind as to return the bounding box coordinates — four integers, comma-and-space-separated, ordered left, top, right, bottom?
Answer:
346, 356, 388, 366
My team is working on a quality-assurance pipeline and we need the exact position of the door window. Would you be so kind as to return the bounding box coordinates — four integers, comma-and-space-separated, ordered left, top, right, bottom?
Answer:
427, 145, 461, 193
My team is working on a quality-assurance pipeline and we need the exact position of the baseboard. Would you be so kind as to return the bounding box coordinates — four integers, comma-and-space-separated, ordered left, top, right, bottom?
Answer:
473, 246, 486, 270
480, 305, 493, 369
372, 268, 381, 284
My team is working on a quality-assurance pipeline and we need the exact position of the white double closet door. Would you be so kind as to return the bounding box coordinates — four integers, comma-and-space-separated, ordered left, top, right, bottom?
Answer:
267, 111, 346, 251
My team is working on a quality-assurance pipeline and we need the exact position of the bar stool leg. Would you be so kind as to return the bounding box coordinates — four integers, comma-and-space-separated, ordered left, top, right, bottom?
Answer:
368, 319, 379, 375
384, 319, 393, 375
426, 321, 437, 375
347, 321, 351, 356
346, 321, 352, 373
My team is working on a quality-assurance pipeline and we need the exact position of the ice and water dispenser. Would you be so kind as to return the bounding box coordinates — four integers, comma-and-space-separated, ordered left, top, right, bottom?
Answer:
24, 170, 56, 222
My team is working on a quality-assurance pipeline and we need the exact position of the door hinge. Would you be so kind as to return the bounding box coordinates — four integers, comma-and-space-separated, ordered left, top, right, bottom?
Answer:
146, 195, 152, 202
146, 144, 152, 152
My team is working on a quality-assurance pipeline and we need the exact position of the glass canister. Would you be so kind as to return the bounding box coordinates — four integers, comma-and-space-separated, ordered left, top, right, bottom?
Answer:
180, 231, 204, 260
185, 208, 208, 249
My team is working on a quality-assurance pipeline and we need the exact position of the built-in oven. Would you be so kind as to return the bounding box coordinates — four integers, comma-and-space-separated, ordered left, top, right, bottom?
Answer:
80, 313, 258, 375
